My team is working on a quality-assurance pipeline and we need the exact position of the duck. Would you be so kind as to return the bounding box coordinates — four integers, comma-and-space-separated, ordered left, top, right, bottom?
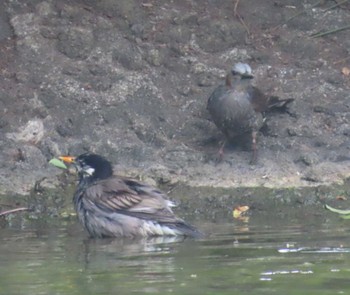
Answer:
59, 153, 202, 238
207, 62, 293, 163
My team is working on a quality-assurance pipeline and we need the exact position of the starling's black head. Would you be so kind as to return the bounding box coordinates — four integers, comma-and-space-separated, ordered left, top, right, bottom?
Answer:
70, 153, 113, 182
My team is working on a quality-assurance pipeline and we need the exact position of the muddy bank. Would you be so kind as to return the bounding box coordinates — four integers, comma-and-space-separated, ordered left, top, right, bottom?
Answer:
0, 0, 350, 198
2, 177, 350, 231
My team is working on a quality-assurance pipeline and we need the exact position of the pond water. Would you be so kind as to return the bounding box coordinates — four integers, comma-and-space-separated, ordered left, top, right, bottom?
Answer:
1, 212, 350, 295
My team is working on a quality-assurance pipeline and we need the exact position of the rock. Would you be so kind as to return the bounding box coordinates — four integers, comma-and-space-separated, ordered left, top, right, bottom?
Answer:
6, 119, 45, 144
112, 41, 144, 70
57, 27, 94, 60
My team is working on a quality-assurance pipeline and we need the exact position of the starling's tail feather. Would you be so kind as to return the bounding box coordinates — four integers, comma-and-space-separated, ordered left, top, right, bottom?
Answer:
267, 96, 294, 111
168, 221, 204, 238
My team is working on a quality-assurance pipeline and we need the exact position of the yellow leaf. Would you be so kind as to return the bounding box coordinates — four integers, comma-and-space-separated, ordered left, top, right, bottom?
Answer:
233, 205, 250, 219
336, 195, 347, 201
341, 67, 350, 76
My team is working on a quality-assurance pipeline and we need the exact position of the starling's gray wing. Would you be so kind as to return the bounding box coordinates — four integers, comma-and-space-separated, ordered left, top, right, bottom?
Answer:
82, 176, 202, 237
83, 176, 180, 223
245, 85, 269, 113
246, 86, 294, 113
207, 84, 263, 140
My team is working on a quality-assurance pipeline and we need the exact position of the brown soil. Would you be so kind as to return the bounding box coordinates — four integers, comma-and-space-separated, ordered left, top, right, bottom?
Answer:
0, 0, 350, 196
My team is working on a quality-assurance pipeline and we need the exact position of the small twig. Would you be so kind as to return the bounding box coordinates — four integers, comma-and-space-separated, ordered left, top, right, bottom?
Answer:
334, 56, 350, 65
233, 0, 240, 17
0, 207, 29, 216
166, 183, 179, 195
270, 0, 324, 32
284, 0, 324, 23
310, 24, 350, 38
237, 14, 251, 36
232, 0, 250, 36
324, 0, 350, 12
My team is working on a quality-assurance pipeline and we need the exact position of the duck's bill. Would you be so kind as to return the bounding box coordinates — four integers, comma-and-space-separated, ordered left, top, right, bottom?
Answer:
58, 156, 76, 163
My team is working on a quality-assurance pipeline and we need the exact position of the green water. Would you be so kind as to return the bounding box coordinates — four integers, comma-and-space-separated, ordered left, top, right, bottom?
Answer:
1, 215, 350, 295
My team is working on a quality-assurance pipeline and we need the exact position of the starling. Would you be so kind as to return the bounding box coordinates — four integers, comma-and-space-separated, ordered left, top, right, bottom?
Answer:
59, 153, 202, 238
207, 63, 293, 163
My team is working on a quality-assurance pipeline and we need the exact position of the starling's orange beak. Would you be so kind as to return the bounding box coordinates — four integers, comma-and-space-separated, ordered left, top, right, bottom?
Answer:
59, 156, 76, 164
